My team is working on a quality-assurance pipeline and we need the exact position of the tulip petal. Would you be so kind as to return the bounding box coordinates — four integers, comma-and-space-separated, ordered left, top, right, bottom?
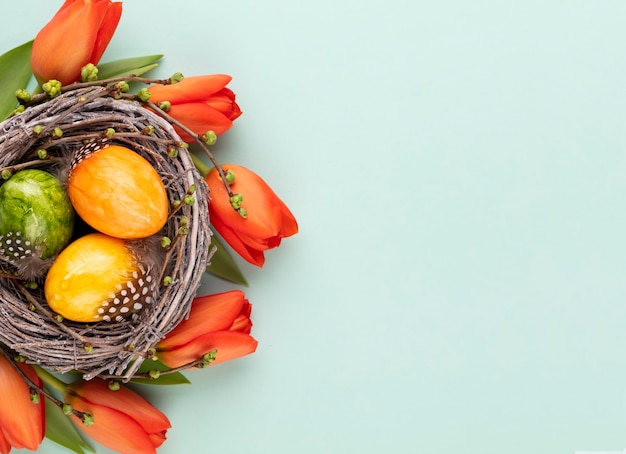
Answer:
159, 331, 258, 369
148, 75, 233, 104
68, 380, 170, 435
158, 291, 248, 350
90, 2, 123, 64
68, 405, 161, 454
32, 0, 101, 84
210, 214, 266, 266
168, 102, 234, 137
0, 357, 45, 450
207, 164, 298, 261
0, 429, 11, 454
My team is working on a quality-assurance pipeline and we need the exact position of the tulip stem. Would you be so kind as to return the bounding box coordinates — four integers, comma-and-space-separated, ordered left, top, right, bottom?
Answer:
32, 364, 68, 393
190, 151, 210, 177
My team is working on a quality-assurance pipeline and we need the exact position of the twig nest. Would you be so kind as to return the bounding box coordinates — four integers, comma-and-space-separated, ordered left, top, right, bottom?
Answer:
0, 86, 211, 380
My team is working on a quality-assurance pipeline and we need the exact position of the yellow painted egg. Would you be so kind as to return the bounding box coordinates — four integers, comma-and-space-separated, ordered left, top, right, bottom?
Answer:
44, 233, 158, 323
67, 142, 168, 239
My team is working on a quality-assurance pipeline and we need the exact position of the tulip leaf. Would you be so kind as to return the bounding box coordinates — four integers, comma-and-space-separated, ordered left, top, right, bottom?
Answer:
44, 397, 95, 454
130, 359, 191, 385
97, 54, 163, 80
207, 234, 249, 286
0, 40, 33, 120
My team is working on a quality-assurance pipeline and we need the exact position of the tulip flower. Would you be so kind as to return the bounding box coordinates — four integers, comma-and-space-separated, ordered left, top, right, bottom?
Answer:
157, 290, 258, 368
206, 164, 298, 266
147, 75, 242, 142
31, 0, 123, 85
65, 379, 170, 454
0, 355, 45, 453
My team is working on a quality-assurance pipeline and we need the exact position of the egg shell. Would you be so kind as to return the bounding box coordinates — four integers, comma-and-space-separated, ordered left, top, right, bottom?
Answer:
68, 144, 169, 239
45, 232, 146, 323
0, 169, 74, 259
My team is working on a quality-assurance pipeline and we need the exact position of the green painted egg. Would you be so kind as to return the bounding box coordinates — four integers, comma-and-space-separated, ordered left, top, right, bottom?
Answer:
0, 169, 74, 268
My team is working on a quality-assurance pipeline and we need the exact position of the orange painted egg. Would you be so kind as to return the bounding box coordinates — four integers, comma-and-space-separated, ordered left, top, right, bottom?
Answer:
44, 233, 158, 323
67, 142, 168, 239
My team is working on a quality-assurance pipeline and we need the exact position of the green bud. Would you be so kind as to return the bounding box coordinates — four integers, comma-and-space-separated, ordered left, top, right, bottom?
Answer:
62, 404, 73, 416
170, 72, 184, 84
179, 216, 189, 227
184, 195, 195, 206
158, 101, 171, 111
147, 348, 157, 361
136, 88, 151, 102
82, 412, 95, 427
37, 149, 48, 160
52, 127, 63, 139
32, 125, 43, 135
55, 314, 64, 323
30, 392, 40, 404
24, 281, 38, 289
142, 125, 155, 135
160, 236, 171, 248
238, 207, 248, 219
42, 80, 62, 98
1, 169, 12, 180
83, 343, 93, 353
229, 193, 243, 210
13, 105, 25, 115
104, 128, 115, 138
163, 276, 173, 286
115, 81, 130, 93
201, 130, 217, 146
81, 63, 98, 82
15, 88, 31, 103
224, 169, 236, 184
149, 369, 161, 380
172, 199, 182, 208
178, 226, 190, 235
78, 96, 87, 103
203, 350, 217, 363
187, 184, 197, 195
14, 355, 26, 363
28, 303, 36, 312
168, 146, 178, 158
178, 141, 189, 149
108, 380, 121, 391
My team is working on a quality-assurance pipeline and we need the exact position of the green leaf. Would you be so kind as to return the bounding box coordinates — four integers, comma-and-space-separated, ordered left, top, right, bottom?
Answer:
0, 41, 33, 120
130, 359, 191, 386
207, 234, 249, 286
44, 397, 95, 454
96, 54, 163, 80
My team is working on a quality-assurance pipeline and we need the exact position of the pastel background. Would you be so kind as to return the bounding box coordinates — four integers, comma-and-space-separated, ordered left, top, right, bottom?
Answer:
5, 1, 626, 453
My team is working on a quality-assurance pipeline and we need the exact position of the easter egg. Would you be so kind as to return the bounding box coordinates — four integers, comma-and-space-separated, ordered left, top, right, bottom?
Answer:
44, 233, 158, 323
0, 169, 74, 267
67, 142, 169, 239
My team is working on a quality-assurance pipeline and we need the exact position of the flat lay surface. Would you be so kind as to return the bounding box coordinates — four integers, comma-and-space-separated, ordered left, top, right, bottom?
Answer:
4, 1, 626, 453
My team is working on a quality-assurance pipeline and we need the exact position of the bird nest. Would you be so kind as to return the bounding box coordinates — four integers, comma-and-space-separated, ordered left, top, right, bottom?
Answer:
0, 86, 211, 380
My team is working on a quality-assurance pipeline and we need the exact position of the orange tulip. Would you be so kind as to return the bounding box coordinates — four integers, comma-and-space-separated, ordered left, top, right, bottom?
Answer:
147, 75, 242, 142
65, 379, 171, 454
0, 355, 45, 453
206, 164, 298, 266
157, 290, 258, 368
31, 0, 122, 85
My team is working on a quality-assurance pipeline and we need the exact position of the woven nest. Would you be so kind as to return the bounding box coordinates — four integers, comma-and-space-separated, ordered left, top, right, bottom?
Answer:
0, 86, 211, 380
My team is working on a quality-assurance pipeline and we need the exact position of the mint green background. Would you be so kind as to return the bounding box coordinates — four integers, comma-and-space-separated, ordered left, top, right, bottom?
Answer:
7, 1, 626, 453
